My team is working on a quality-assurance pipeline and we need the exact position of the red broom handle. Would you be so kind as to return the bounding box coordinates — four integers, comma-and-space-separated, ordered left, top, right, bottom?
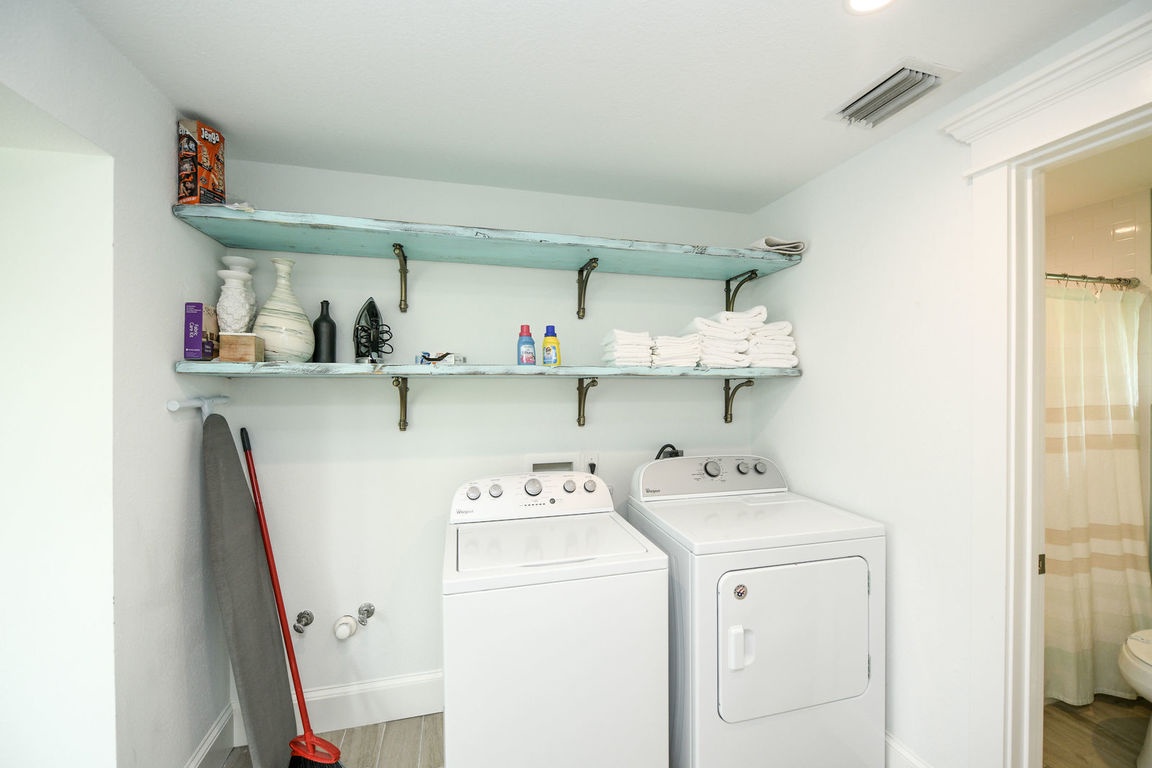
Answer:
240, 428, 314, 735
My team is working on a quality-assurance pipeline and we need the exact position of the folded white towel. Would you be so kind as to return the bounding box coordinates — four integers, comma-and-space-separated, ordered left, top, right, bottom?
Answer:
603, 342, 653, 354
701, 337, 750, 354
603, 352, 649, 368
687, 317, 749, 340
748, 354, 799, 368
699, 354, 751, 369
602, 329, 652, 346
709, 305, 768, 329
750, 321, 793, 337
748, 236, 807, 255
748, 338, 796, 354
653, 333, 701, 346
652, 354, 699, 367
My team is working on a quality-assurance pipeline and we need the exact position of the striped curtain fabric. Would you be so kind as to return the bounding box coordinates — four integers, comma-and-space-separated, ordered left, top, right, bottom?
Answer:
1044, 284, 1152, 705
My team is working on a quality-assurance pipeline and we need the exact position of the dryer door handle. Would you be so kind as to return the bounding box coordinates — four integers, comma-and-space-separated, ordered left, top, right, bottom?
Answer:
727, 625, 756, 671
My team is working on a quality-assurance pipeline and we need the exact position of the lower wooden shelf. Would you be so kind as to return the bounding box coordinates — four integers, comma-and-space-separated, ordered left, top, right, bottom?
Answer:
175, 361, 801, 429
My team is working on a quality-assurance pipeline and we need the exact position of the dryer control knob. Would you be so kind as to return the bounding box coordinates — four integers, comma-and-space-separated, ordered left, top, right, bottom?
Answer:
583, 478, 597, 493
466, 485, 481, 500
704, 460, 722, 478
736, 461, 750, 474
489, 483, 503, 498
563, 479, 577, 493
524, 478, 543, 496
754, 461, 768, 474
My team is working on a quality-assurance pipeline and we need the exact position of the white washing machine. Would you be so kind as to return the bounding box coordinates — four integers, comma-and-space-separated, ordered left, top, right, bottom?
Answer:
442, 471, 669, 768
627, 455, 886, 768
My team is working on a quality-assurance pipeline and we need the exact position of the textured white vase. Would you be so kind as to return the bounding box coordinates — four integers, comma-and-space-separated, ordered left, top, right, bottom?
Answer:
253, 258, 315, 362
216, 269, 255, 333
221, 255, 257, 330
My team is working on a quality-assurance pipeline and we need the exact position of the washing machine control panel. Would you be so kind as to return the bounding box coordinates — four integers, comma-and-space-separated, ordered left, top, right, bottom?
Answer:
632, 455, 788, 501
450, 471, 613, 523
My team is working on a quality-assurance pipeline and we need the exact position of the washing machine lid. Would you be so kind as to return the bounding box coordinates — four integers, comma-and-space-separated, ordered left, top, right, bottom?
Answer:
629, 491, 884, 555
1127, 630, 1152, 665
443, 511, 667, 594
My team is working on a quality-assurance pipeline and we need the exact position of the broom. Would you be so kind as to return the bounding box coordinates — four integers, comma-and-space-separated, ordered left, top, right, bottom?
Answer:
241, 428, 344, 768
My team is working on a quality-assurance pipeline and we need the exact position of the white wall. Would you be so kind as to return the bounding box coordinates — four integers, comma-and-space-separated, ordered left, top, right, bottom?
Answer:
0, 144, 115, 764
745, 118, 976, 767
0, 4, 231, 767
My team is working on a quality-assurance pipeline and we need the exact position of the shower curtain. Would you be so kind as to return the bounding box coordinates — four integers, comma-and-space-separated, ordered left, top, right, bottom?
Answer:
1045, 283, 1152, 705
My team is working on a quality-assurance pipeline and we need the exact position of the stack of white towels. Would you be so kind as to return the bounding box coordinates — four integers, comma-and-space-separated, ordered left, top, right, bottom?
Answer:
601, 307, 798, 369
602, 329, 653, 366
651, 333, 701, 367
686, 306, 799, 369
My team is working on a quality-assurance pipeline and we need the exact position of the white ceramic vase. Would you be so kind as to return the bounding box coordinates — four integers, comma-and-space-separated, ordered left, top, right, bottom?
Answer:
222, 254, 257, 328
216, 269, 255, 333
252, 258, 315, 362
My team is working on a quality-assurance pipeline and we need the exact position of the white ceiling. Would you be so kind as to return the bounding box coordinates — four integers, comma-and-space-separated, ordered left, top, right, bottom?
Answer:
69, 0, 1132, 213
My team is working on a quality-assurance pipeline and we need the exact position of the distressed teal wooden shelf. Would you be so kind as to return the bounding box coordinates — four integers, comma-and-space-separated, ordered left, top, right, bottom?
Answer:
175, 361, 800, 430
172, 204, 801, 316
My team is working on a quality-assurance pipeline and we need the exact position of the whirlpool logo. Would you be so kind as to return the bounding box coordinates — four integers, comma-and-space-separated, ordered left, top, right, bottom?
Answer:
645, 487, 662, 494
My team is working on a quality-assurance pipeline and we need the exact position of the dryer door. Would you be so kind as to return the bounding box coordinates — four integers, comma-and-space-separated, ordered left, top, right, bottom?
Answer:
717, 556, 870, 723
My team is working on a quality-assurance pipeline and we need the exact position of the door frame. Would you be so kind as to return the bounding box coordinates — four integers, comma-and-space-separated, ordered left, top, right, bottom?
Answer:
943, 10, 1152, 767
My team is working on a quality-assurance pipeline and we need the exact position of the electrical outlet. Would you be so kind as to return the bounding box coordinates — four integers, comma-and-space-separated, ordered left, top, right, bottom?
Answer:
581, 452, 601, 474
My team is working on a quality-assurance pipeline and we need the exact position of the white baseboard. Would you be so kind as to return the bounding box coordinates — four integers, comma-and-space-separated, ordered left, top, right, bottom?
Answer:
186, 705, 234, 768
886, 731, 933, 768
297, 670, 444, 733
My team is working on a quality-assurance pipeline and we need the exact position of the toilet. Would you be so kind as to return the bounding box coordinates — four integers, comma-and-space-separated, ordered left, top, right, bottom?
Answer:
1118, 629, 1152, 767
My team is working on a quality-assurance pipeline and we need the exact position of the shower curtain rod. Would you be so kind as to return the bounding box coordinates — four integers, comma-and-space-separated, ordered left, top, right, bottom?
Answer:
1045, 272, 1141, 288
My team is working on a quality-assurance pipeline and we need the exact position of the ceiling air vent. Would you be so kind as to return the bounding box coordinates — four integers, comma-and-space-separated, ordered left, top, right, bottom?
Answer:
836, 65, 943, 127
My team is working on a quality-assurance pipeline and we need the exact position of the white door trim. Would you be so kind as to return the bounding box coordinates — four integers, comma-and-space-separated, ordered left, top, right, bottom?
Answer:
940, 10, 1152, 768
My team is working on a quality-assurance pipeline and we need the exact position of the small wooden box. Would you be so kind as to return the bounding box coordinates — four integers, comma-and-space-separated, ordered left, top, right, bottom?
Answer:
219, 333, 265, 362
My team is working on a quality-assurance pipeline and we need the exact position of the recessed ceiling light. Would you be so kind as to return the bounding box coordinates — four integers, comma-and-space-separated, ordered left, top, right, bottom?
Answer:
846, 0, 895, 14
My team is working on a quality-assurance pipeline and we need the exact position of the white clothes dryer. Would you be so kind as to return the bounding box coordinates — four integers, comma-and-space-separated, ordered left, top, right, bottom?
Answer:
442, 471, 669, 768
627, 455, 885, 768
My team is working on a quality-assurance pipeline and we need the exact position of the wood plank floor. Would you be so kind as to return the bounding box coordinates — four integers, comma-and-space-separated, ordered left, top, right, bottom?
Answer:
223, 713, 443, 768
1044, 695, 1152, 767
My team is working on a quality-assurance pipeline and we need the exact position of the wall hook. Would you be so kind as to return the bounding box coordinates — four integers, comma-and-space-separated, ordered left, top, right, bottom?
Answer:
293, 610, 314, 634
358, 602, 376, 626
166, 395, 230, 420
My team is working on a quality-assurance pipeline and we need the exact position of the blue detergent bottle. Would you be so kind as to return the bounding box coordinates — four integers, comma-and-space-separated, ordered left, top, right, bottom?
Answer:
517, 324, 537, 365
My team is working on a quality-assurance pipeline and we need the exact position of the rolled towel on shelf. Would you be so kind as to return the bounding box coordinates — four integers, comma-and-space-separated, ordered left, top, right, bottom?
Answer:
748, 236, 807, 255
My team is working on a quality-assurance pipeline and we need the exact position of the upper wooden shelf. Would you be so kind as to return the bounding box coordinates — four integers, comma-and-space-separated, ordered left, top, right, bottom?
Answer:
172, 205, 802, 280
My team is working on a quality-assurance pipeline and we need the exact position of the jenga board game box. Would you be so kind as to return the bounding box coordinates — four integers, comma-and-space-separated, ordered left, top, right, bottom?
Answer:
177, 119, 225, 204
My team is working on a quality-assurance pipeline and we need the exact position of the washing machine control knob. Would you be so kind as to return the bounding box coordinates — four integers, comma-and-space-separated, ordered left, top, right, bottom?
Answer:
466, 485, 481, 500
736, 461, 751, 474
754, 461, 768, 474
563, 479, 577, 493
704, 460, 722, 478
583, 478, 597, 493
489, 483, 504, 498
524, 478, 543, 496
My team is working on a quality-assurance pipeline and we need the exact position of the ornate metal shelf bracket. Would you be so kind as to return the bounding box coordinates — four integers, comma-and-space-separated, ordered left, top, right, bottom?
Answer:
576, 258, 599, 319
724, 269, 759, 312
392, 376, 409, 431
576, 377, 599, 426
392, 243, 409, 313
723, 378, 754, 423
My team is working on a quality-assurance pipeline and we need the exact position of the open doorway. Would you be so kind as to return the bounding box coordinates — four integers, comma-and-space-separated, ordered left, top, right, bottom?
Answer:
1039, 135, 1152, 765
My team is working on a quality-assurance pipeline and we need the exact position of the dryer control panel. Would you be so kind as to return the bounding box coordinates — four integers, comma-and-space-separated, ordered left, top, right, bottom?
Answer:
450, 471, 612, 523
631, 455, 788, 501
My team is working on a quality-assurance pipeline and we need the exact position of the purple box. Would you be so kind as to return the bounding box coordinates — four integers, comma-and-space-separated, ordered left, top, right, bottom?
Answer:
184, 302, 219, 360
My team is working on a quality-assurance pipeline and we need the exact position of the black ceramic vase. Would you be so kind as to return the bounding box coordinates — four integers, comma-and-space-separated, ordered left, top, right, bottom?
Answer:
312, 300, 336, 363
